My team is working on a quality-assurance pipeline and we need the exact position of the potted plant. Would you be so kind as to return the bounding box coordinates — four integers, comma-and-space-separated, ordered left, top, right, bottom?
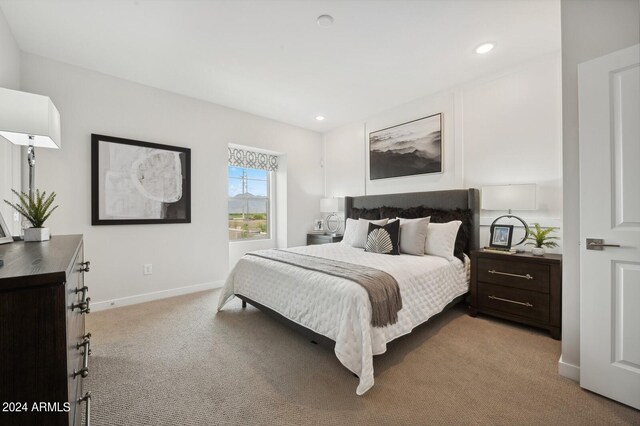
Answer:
525, 223, 559, 256
4, 189, 58, 242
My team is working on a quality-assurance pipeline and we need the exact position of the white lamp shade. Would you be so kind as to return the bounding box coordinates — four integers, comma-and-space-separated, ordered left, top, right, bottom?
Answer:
320, 197, 340, 213
481, 184, 536, 210
0, 87, 61, 149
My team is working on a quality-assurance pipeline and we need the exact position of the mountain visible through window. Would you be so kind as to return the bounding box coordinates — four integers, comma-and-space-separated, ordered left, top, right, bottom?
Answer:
228, 166, 270, 241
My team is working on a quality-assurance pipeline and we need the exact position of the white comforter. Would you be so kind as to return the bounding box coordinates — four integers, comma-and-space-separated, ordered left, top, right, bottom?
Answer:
217, 242, 470, 395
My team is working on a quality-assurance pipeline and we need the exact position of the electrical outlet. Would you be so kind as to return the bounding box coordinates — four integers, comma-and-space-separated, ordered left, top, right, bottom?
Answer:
13, 212, 19, 222
143, 264, 153, 275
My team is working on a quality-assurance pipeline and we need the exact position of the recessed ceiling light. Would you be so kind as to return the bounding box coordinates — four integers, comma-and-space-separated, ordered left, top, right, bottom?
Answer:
475, 43, 495, 54
317, 15, 334, 27
315, 115, 325, 121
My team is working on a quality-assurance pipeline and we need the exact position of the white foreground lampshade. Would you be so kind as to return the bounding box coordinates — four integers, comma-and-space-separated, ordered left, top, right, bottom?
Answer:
320, 197, 340, 213
0, 87, 61, 149
481, 184, 536, 211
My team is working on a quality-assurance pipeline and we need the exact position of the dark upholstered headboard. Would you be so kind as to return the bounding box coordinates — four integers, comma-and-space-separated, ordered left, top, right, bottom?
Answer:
344, 188, 480, 254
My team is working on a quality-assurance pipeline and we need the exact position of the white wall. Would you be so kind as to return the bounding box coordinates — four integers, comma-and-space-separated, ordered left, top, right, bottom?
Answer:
323, 53, 563, 249
464, 55, 563, 247
559, 0, 640, 381
0, 7, 22, 236
19, 53, 322, 309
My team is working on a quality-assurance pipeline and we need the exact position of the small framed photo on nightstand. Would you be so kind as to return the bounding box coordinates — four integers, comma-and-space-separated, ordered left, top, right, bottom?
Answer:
0, 211, 13, 245
489, 224, 513, 249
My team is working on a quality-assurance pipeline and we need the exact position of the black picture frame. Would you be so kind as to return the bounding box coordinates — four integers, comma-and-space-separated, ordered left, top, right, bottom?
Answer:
489, 224, 514, 249
369, 113, 442, 180
91, 134, 191, 225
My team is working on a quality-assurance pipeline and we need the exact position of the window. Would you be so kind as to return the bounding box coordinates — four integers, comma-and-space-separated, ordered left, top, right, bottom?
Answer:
228, 166, 271, 241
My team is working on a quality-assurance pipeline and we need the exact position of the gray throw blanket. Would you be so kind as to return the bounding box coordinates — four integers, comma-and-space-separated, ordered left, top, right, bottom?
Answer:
245, 249, 402, 327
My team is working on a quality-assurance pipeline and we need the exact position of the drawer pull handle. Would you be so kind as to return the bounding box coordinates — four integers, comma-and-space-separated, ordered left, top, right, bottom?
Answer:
80, 261, 91, 272
75, 285, 88, 301
74, 337, 91, 378
78, 391, 91, 426
77, 333, 92, 355
488, 269, 533, 280
488, 295, 533, 307
72, 297, 91, 314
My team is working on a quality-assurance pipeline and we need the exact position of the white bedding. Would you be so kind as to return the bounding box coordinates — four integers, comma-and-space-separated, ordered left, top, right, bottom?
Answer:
217, 242, 470, 395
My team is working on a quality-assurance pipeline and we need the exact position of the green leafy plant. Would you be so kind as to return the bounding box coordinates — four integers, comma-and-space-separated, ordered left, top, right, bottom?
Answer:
4, 189, 58, 228
525, 223, 559, 249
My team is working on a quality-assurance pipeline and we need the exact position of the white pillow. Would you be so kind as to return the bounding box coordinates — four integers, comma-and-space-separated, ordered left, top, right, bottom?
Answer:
353, 218, 389, 248
397, 217, 430, 256
342, 218, 358, 246
424, 220, 462, 260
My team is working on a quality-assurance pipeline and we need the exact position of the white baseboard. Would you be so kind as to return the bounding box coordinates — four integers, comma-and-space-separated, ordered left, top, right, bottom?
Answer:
91, 280, 225, 312
558, 356, 580, 381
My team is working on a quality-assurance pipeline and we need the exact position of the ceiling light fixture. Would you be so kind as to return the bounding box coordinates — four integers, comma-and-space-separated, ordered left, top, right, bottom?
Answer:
317, 15, 334, 27
315, 115, 325, 121
475, 43, 495, 54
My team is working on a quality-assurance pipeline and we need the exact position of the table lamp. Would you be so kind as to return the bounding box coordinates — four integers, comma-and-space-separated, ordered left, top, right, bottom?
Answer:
481, 184, 536, 247
320, 197, 342, 235
0, 87, 61, 200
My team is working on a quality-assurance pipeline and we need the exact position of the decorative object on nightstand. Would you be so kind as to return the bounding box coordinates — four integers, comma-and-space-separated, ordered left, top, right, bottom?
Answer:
320, 197, 343, 235
525, 222, 559, 256
4, 189, 58, 242
307, 233, 343, 245
0, 87, 61, 201
489, 224, 513, 250
481, 184, 536, 249
469, 249, 562, 339
0, 210, 12, 245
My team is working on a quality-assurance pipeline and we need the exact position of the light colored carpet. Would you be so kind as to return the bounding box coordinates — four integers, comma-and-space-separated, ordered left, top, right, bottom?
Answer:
85, 289, 639, 425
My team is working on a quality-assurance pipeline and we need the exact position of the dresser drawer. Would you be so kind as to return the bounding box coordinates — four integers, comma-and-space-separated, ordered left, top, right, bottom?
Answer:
478, 282, 550, 323
477, 258, 550, 293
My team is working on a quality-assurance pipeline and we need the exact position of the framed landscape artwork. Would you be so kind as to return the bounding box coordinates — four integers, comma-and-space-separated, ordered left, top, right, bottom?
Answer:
369, 113, 442, 180
91, 134, 191, 225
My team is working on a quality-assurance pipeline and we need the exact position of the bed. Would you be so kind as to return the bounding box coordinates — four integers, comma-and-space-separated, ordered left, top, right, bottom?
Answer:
217, 189, 480, 395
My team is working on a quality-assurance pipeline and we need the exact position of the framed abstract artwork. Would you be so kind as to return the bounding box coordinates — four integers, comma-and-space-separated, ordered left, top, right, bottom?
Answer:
369, 113, 442, 180
91, 134, 191, 225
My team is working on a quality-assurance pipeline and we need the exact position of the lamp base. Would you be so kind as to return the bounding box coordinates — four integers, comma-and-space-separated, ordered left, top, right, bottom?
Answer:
490, 214, 529, 247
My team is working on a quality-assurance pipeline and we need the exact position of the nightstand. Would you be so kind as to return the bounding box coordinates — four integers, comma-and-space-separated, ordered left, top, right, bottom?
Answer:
307, 233, 343, 245
469, 250, 562, 339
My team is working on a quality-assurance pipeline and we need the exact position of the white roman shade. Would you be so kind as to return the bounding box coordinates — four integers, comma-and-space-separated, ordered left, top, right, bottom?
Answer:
228, 147, 278, 172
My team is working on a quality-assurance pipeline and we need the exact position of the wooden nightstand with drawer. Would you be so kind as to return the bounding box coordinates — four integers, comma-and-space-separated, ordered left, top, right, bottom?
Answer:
469, 250, 562, 340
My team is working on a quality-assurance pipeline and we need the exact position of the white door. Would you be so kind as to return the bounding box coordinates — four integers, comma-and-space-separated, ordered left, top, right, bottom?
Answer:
578, 44, 640, 410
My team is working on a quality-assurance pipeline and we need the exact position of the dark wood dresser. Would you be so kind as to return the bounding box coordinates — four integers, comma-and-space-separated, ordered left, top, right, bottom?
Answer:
306, 233, 343, 245
0, 235, 91, 426
469, 250, 562, 339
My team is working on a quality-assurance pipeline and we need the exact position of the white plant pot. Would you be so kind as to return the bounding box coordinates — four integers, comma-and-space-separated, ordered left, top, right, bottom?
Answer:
531, 247, 545, 256
24, 227, 50, 242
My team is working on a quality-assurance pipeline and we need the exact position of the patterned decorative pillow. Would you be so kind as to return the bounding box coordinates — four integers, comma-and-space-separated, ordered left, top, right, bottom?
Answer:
365, 220, 400, 255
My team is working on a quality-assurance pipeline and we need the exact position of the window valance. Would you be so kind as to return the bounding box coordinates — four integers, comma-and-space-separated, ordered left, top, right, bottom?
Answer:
228, 147, 278, 172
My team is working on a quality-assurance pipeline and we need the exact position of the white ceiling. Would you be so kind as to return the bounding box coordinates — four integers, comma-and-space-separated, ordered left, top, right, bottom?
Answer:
0, 0, 560, 132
